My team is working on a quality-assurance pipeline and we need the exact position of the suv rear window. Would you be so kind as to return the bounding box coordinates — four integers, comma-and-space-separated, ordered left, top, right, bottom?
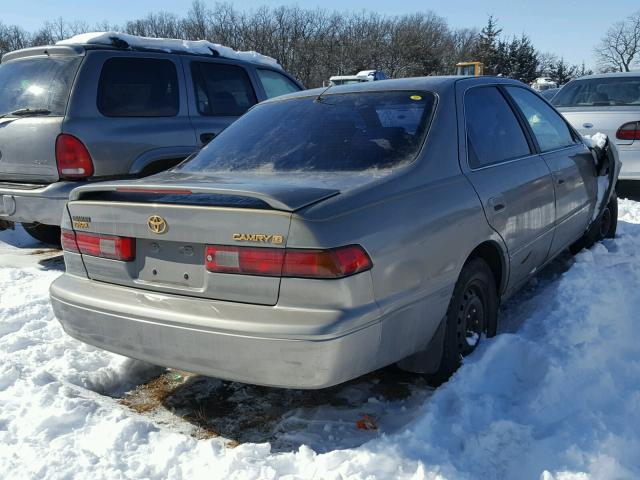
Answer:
98, 58, 179, 117
552, 77, 640, 107
178, 91, 435, 172
192, 62, 257, 116
0, 56, 81, 116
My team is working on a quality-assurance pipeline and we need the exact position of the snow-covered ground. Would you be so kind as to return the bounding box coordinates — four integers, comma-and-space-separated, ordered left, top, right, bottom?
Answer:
1, 200, 640, 480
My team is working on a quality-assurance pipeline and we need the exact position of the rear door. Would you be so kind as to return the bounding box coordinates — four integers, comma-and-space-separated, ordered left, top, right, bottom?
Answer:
183, 58, 259, 147
459, 84, 556, 288
63, 51, 197, 178
0, 54, 82, 183
505, 86, 597, 257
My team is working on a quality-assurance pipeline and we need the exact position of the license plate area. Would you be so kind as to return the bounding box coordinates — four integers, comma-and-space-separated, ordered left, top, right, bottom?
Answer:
136, 239, 205, 288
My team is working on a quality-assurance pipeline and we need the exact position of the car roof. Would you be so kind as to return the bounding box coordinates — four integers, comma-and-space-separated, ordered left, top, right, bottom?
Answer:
263, 75, 528, 103
572, 71, 640, 80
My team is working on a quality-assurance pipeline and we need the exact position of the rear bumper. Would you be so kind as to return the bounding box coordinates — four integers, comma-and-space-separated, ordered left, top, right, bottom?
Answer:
617, 145, 640, 180
0, 181, 78, 225
50, 274, 384, 389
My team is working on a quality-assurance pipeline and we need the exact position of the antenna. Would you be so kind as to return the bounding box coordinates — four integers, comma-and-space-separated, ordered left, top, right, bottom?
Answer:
314, 83, 333, 103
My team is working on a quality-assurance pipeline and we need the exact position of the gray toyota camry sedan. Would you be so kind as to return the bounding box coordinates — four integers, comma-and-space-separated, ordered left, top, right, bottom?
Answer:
50, 77, 619, 389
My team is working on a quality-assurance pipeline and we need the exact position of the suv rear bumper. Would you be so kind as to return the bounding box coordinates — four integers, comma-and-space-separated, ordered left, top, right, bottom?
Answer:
50, 273, 384, 389
0, 181, 77, 225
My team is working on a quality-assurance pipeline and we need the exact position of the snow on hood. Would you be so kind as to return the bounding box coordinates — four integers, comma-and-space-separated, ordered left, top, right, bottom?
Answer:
56, 32, 281, 69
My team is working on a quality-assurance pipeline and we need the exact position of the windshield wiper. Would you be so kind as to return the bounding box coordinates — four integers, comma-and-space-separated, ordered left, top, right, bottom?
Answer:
0, 108, 52, 119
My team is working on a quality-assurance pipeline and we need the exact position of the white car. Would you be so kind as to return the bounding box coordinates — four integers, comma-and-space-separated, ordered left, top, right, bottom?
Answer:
552, 72, 640, 180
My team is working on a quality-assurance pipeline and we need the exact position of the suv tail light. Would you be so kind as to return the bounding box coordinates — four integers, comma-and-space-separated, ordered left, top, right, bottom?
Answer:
616, 122, 640, 141
56, 134, 94, 179
61, 229, 135, 261
205, 244, 372, 279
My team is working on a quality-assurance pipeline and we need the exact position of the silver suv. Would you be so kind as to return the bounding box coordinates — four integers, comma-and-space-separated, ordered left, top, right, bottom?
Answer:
0, 34, 302, 243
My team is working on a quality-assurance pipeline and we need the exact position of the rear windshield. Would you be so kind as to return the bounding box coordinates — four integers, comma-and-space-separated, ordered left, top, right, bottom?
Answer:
178, 91, 435, 172
0, 56, 81, 116
552, 77, 640, 107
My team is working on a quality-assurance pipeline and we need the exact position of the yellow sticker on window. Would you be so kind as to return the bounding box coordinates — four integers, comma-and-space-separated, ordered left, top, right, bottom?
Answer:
410, 95, 422, 101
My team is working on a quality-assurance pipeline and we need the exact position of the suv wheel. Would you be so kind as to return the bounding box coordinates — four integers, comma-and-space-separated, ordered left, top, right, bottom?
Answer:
22, 223, 61, 246
426, 257, 498, 386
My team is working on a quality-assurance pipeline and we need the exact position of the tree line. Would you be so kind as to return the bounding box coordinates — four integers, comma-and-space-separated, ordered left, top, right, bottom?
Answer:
0, 2, 636, 88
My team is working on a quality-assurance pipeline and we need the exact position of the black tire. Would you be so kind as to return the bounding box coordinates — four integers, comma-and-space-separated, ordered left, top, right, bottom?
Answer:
22, 223, 61, 246
426, 257, 498, 387
569, 193, 618, 254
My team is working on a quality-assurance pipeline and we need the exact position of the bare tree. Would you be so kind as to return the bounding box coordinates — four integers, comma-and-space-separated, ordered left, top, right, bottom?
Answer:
595, 12, 640, 72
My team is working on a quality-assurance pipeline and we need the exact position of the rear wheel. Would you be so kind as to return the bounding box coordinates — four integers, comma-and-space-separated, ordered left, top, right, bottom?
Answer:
569, 193, 618, 254
426, 257, 498, 386
22, 223, 61, 246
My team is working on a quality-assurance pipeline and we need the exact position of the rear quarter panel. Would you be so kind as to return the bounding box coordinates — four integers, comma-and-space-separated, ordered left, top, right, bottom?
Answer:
290, 85, 506, 364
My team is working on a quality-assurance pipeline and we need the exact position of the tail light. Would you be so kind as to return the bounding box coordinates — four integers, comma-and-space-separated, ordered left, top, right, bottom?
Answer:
205, 244, 372, 279
61, 229, 135, 261
616, 122, 640, 141
56, 134, 94, 179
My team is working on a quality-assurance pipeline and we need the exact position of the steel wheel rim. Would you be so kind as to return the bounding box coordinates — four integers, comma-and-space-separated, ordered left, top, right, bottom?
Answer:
456, 282, 485, 356
599, 206, 611, 238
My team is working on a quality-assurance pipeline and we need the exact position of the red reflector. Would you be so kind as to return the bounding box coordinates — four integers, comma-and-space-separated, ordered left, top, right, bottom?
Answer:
115, 188, 193, 195
56, 134, 94, 179
61, 229, 79, 253
616, 122, 640, 141
62, 230, 135, 261
205, 244, 372, 279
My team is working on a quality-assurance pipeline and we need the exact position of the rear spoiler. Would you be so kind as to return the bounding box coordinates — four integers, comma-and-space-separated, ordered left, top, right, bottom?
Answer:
69, 181, 340, 212
2, 45, 85, 63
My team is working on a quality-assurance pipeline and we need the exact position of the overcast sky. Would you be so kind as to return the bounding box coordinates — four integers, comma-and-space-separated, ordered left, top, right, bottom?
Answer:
1, 0, 636, 68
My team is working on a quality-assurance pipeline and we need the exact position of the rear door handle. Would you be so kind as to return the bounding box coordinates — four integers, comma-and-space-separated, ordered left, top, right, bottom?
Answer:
557, 178, 566, 185
488, 196, 506, 212
200, 132, 216, 144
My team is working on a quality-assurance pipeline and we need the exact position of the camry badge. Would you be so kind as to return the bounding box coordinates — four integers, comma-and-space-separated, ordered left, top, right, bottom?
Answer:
148, 215, 168, 234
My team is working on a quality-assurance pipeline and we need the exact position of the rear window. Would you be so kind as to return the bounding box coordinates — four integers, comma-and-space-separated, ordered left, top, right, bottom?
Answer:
98, 57, 179, 117
552, 77, 640, 107
177, 91, 435, 173
0, 56, 80, 116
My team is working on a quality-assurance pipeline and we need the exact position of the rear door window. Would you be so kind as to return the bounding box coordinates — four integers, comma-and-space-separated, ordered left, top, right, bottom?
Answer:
0, 56, 81, 116
465, 86, 531, 168
192, 62, 257, 116
256, 69, 300, 98
98, 57, 179, 117
506, 86, 577, 152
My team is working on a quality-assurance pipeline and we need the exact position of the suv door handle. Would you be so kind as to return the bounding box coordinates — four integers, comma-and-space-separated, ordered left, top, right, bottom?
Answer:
488, 196, 506, 212
200, 132, 216, 144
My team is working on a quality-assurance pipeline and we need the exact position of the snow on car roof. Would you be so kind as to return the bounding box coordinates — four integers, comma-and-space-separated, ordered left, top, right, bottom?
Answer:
57, 32, 281, 69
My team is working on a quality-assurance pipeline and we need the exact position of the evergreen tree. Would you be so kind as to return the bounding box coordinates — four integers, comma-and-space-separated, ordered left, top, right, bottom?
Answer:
549, 58, 578, 85
474, 15, 502, 75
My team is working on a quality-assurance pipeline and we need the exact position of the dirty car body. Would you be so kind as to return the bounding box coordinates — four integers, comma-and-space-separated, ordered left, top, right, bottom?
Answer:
50, 77, 618, 388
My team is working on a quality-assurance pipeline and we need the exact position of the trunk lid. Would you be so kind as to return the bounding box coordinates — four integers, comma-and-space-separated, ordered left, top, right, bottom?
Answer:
557, 107, 640, 146
66, 172, 357, 305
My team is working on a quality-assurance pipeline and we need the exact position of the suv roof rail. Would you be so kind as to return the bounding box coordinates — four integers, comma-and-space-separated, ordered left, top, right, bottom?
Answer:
55, 32, 280, 69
